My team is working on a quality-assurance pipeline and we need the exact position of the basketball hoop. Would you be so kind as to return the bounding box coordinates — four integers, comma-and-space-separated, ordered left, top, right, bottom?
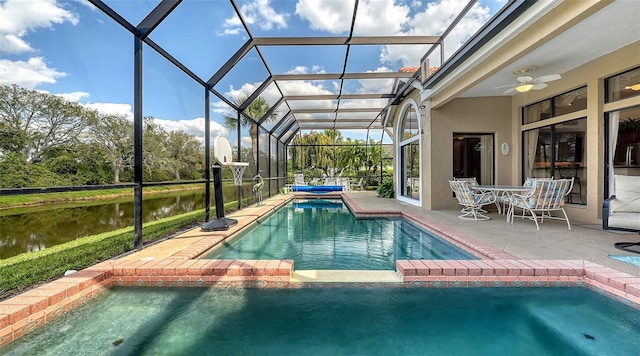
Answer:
228, 162, 249, 186
202, 135, 249, 232
213, 136, 249, 186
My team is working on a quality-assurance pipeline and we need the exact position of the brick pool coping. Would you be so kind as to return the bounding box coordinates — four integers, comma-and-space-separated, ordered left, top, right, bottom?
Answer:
2, 194, 640, 347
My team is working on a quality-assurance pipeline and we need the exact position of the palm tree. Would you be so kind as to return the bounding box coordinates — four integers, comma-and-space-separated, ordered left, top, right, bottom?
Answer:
223, 95, 278, 169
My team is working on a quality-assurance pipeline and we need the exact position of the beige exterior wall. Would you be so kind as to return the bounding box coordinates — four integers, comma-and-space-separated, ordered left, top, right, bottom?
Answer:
510, 40, 640, 223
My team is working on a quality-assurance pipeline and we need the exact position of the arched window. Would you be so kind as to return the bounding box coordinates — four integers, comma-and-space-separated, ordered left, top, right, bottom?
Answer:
398, 104, 420, 202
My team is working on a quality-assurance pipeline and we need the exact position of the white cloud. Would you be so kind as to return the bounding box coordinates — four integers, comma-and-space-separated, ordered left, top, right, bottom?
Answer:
352, 0, 410, 35
295, 0, 354, 33
0, 0, 78, 54
382, 0, 491, 66
241, 136, 252, 148
223, 0, 289, 34
83, 102, 134, 121
296, 0, 409, 35
295, 0, 491, 68
0, 57, 66, 88
82, 101, 228, 142
56, 91, 88, 103
153, 117, 228, 141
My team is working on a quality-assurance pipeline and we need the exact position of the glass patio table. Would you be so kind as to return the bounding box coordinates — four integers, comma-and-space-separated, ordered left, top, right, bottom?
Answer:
471, 185, 533, 222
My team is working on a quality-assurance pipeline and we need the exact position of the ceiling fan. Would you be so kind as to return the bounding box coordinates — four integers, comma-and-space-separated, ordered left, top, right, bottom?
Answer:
498, 66, 561, 94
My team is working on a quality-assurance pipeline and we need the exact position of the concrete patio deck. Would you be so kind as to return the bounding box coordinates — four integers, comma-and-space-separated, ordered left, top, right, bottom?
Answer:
343, 191, 640, 278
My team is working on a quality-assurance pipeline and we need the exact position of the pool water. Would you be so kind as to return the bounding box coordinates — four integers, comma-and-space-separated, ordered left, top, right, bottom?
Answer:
205, 199, 476, 269
2, 287, 639, 355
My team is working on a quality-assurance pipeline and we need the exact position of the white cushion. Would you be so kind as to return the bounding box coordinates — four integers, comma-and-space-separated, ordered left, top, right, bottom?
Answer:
609, 213, 640, 230
612, 175, 640, 213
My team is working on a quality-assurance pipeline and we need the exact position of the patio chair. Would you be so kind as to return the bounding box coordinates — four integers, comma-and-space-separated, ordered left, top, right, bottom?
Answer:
510, 177, 553, 219
448, 180, 497, 220
350, 177, 364, 191
454, 177, 500, 213
324, 177, 337, 186
294, 174, 307, 186
558, 166, 584, 203
339, 178, 351, 192
508, 178, 574, 229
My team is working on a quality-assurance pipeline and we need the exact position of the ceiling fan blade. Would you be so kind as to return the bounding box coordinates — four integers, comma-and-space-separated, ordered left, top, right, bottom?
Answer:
536, 74, 561, 83
532, 82, 548, 90
494, 84, 516, 89
503, 87, 518, 94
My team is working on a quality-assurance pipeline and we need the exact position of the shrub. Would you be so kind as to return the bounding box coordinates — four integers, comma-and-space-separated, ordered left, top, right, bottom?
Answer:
377, 180, 394, 198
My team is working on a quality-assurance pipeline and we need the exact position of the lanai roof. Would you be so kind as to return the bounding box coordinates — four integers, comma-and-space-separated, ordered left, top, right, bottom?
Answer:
89, 0, 510, 142
88, 0, 640, 144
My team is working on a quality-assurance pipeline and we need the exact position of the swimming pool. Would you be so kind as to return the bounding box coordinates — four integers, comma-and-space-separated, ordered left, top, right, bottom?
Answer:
204, 199, 477, 269
2, 286, 639, 355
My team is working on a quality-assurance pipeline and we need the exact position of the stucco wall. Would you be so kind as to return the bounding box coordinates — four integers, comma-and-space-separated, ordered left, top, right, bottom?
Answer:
428, 96, 512, 210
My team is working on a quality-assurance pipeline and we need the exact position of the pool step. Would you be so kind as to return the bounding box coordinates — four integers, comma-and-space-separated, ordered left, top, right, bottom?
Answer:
291, 270, 403, 283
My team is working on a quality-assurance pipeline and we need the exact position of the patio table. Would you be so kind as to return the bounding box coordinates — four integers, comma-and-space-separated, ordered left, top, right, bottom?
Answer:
471, 185, 532, 222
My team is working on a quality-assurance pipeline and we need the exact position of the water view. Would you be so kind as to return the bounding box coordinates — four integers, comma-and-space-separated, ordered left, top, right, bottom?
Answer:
0, 190, 209, 259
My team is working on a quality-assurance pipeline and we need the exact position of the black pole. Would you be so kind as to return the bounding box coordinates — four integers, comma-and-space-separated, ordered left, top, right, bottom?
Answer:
237, 111, 242, 210
204, 88, 211, 221
213, 163, 224, 219
133, 36, 143, 250
200, 161, 238, 231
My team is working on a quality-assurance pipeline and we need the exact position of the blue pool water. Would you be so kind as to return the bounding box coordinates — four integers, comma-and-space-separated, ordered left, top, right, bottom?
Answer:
205, 199, 476, 269
2, 287, 639, 355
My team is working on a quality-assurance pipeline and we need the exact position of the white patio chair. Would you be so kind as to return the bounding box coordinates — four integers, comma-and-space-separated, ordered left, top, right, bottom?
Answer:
511, 177, 553, 219
293, 174, 307, 186
454, 177, 502, 214
340, 178, 350, 192
509, 178, 574, 229
324, 177, 337, 186
350, 177, 364, 191
449, 180, 497, 220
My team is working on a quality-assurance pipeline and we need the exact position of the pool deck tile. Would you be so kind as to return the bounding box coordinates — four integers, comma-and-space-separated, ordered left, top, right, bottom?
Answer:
396, 260, 416, 276
186, 259, 212, 275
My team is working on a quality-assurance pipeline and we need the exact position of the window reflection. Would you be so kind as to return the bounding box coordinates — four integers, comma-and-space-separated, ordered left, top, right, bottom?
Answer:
606, 67, 640, 102
523, 99, 551, 124
554, 87, 587, 116
399, 106, 420, 200
401, 106, 419, 139
402, 141, 420, 199
452, 134, 494, 185
523, 118, 587, 204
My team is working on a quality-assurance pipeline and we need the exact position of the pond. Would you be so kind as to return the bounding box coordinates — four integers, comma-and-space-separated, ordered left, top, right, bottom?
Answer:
0, 186, 252, 260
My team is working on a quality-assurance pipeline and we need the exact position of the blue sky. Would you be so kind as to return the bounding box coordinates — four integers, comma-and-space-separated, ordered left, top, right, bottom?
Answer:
0, 0, 506, 144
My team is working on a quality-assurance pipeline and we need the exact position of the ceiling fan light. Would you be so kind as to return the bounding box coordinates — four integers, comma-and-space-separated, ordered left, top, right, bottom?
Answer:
625, 83, 640, 91
516, 84, 534, 93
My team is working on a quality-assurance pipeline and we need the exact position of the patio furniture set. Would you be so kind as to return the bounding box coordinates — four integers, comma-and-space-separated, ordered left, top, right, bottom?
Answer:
449, 177, 574, 230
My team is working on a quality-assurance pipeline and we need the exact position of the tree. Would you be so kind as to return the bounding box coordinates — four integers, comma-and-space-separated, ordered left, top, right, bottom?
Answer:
165, 130, 203, 180
0, 84, 97, 163
223, 95, 278, 169
0, 152, 60, 188
142, 117, 170, 181
336, 137, 365, 177
89, 114, 134, 183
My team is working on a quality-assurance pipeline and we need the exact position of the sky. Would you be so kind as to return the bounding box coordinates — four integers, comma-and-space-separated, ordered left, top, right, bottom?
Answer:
0, 0, 506, 145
